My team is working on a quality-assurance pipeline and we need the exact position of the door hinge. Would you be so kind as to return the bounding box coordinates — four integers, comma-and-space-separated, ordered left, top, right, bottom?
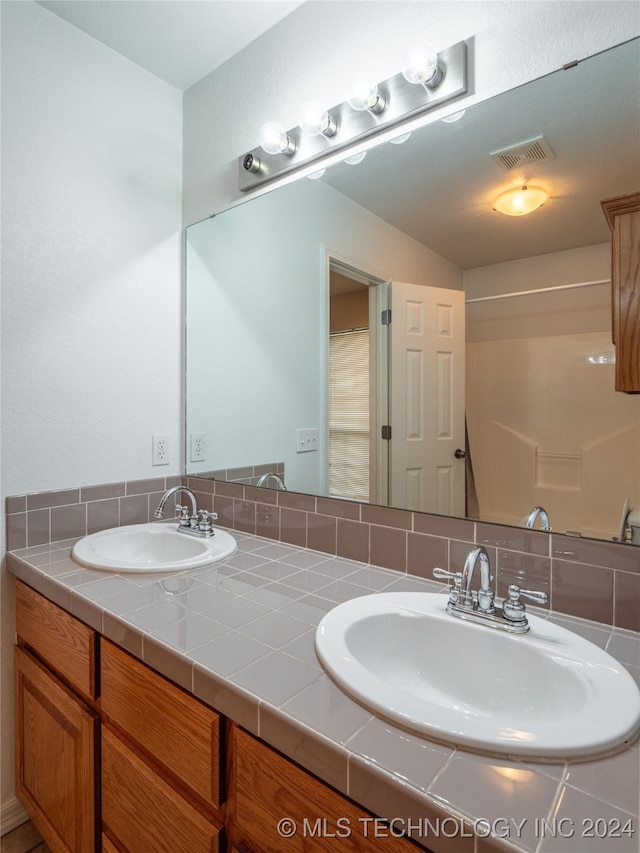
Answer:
381, 425, 392, 440
381, 309, 392, 325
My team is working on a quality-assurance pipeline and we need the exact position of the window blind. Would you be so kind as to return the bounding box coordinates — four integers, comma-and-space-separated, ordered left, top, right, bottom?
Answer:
329, 328, 370, 502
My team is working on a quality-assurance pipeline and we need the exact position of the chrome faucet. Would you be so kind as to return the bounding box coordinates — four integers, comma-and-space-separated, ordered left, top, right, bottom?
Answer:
461, 545, 495, 614
256, 472, 287, 491
433, 545, 547, 634
525, 506, 551, 531
153, 486, 218, 538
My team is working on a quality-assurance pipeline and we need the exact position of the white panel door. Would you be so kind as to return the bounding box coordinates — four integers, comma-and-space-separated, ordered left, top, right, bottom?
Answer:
389, 282, 465, 514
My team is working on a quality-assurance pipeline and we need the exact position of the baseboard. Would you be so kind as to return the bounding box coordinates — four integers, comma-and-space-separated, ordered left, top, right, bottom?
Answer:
0, 796, 28, 836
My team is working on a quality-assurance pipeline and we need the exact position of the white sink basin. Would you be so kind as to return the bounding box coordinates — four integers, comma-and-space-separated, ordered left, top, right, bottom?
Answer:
72, 523, 236, 573
315, 592, 640, 759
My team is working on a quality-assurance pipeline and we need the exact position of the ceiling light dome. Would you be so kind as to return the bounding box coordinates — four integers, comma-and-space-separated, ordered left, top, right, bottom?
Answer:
493, 185, 548, 216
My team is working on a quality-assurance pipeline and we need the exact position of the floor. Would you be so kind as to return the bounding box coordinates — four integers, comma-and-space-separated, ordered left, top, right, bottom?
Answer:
0, 822, 50, 853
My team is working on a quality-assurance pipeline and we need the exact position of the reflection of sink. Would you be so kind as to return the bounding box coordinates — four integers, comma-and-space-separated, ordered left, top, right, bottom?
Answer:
72, 523, 236, 573
315, 593, 640, 759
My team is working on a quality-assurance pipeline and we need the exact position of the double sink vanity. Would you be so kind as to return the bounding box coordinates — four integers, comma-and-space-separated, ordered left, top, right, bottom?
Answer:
9, 484, 640, 853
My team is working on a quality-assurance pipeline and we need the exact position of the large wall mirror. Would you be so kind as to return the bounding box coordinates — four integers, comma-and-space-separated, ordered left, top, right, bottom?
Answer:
186, 38, 640, 543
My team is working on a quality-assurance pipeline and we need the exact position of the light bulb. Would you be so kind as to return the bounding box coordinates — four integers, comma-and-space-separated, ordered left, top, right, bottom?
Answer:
344, 151, 367, 165
492, 185, 548, 216
390, 132, 412, 145
441, 110, 466, 123
298, 101, 336, 137
346, 73, 386, 114
259, 121, 295, 156
401, 40, 443, 88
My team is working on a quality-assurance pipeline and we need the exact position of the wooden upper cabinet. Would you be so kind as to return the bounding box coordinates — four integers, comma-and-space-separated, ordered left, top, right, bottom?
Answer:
602, 192, 640, 393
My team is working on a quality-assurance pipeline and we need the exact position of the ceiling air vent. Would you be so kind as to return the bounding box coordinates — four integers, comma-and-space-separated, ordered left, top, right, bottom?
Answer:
490, 135, 556, 172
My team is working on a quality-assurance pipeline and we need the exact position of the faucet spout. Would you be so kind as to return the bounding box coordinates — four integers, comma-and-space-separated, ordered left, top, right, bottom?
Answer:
153, 486, 198, 520
256, 473, 287, 491
460, 546, 494, 613
525, 506, 551, 531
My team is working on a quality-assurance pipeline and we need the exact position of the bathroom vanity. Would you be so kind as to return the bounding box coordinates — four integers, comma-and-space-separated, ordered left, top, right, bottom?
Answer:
14, 579, 419, 852
9, 529, 640, 853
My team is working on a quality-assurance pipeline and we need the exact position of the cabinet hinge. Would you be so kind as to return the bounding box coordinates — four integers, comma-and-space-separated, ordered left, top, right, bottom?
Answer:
381, 309, 392, 325
381, 425, 392, 440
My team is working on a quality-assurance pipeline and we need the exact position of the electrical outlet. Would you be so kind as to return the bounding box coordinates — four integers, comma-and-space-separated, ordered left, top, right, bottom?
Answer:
152, 434, 170, 466
296, 428, 318, 453
190, 432, 207, 463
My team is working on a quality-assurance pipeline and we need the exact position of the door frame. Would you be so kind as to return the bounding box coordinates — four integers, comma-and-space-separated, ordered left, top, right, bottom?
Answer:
323, 248, 390, 505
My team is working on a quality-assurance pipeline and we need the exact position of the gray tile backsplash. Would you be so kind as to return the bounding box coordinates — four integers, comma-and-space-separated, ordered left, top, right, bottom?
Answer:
186, 475, 640, 632
5, 472, 639, 631
5, 475, 181, 550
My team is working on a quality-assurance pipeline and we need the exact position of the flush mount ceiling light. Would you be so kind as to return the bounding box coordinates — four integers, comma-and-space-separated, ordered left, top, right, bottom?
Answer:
492, 185, 548, 216
239, 40, 468, 191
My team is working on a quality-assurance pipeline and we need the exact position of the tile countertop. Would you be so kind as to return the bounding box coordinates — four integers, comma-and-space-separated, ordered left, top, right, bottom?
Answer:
7, 531, 640, 853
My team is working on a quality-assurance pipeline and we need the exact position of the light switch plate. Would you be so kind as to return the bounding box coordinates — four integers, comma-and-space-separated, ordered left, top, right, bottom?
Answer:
296, 428, 318, 453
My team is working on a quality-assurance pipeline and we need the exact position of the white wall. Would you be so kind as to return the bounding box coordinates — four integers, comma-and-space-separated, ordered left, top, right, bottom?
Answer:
183, 0, 640, 224
186, 178, 460, 494
0, 1, 182, 824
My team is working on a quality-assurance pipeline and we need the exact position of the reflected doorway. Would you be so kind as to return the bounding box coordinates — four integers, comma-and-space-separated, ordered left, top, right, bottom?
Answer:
327, 258, 389, 504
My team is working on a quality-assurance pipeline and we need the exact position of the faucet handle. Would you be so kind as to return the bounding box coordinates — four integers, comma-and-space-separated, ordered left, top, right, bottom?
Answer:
518, 587, 548, 605
175, 504, 193, 527
432, 567, 462, 584
196, 509, 218, 534
433, 567, 463, 606
503, 584, 548, 622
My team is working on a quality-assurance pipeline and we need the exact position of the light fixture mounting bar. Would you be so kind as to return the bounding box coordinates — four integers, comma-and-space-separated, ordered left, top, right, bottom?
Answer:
239, 41, 468, 192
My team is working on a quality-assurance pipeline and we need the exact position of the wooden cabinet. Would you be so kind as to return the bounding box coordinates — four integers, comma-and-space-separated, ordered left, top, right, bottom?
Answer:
15, 579, 98, 702
229, 726, 421, 852
101, 639, 222, 811
14, 583, 429, 853
100, 639, 223, 851
602, 192, 640, 393
14, 582, 99, 853
101, 727, 220, 853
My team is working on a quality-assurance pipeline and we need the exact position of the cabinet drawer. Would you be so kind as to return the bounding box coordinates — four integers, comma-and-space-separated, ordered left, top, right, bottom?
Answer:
102, 726, 221, 853
101, 639, 222, 809
231, 727, 418, 852
15, 580, 97, 701
15, 646, 98, 853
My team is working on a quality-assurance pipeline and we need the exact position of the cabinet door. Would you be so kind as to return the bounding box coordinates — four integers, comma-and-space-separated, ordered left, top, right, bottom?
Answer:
14, 646, 98, 853
101, 639, 222, 810
602, 192, 640, 392
230, 726, 418, 852
102, 726, 220, 853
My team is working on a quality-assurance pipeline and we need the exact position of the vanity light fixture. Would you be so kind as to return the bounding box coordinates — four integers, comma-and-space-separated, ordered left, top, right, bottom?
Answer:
259, 121, 296, 156
390, 132, 412, 144
492, 185, 548, 216
346, 73, 387, 115
239, 39, 468, 191
344, 151, 367, 165
401, 40, 443, 88
298, 101, 337, 137
441, 109, 466, 123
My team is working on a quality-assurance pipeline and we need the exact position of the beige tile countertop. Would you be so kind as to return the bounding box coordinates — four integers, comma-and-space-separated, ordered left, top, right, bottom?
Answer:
8, 530, 640, 853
